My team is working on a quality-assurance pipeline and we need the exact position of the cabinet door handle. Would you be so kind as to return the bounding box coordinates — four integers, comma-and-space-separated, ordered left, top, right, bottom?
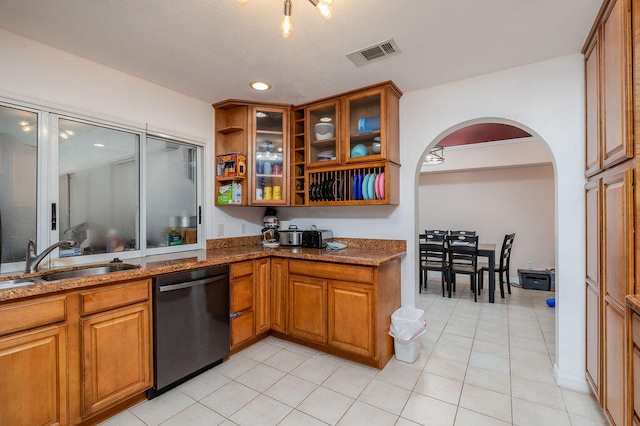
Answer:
230, 311, 243, 319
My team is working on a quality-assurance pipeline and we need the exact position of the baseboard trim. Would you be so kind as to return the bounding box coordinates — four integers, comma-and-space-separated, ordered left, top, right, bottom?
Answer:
554, 363, 591, 393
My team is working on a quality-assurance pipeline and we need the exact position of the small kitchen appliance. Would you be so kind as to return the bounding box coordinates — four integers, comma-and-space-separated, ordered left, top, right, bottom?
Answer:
261, 208, 280, 247
279, 225, 304, 246
301, 229, 333, 248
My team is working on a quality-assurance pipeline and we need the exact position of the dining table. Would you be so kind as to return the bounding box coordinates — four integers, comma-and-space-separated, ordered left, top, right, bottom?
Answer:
478, 243, 497, 303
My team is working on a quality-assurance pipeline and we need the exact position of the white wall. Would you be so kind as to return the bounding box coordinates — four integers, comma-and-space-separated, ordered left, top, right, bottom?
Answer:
418, 164, 556, 280
0, 29, 587, 390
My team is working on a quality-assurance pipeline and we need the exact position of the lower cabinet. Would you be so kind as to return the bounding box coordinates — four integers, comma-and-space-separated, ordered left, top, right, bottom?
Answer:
80, 302, 151, 417
631, 312, 640, 424
0, 323, 68, 426
289, 274, 327, 343
270, 258, 288, 333
0, 279, 152, 426
255, 258, 271, 335
284, 258, 400, 368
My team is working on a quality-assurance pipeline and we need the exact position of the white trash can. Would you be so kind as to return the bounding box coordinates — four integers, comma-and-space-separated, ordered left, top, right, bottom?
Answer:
389, 307, 427, 364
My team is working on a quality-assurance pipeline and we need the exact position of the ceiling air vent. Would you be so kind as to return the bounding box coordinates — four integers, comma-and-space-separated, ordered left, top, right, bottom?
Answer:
346, 39, 400, 67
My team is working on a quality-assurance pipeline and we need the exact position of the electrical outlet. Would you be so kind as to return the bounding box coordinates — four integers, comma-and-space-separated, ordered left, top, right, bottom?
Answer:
217, 224, 224, 236
527, 261, 533, 269
241, 223, 246, 234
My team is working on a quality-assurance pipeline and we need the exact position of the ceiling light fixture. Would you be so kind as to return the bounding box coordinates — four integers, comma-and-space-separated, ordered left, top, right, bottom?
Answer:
423, 146, 444, 166
250, 80, 272, 91
238, 0, 334, 38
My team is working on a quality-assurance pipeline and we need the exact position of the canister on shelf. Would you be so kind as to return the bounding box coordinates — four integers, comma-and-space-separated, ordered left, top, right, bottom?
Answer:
264, 186, 273, 200
273, 185, 281, 200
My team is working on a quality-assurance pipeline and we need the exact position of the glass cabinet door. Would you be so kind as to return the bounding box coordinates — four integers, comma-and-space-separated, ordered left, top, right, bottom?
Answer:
344, 89, 384, 163
252, 107, 288, 205
306, 101, 339, 168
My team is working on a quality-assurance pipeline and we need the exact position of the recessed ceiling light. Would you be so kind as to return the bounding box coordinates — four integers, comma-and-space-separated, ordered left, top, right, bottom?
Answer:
19, 121, 29, 126
320, 117, 332, 122
250, 80, 272, 91
59, 132, 69, 139
93, 143, 105, 147
65, 130, 75, 136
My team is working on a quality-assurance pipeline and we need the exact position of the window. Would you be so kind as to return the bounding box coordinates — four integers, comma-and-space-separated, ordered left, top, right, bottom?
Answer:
0, 104, 38, 264
58, 118, 140, 256
146, 137, 199, 248
0, 101, 204, 272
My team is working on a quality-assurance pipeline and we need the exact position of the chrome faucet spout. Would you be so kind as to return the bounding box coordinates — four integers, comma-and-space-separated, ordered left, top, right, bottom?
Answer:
25, 239, 77, 273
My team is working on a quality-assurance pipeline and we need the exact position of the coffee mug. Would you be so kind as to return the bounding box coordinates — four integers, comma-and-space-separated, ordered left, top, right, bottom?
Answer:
272, 164, 282, 175
263, 161, 272, 175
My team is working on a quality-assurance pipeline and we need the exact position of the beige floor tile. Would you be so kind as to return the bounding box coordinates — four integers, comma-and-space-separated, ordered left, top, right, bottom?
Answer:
472, 340, 510, 359
278, 409, 330, 426
468, 352, 510, 375
438, 332, 474, 351
413, 372, 463, 405
431, 342, 472, 364
464, 366, 511, 395
264, 374, 318, 407
509, 335, 548, 354
322, 366, 373, 398
509, 346, 552, 367
567, 412, 609, 425
262, 348, 309, 372
510, 359, 556, 384
237, 341, 283, 362
291, 357, 339, 384
336, 400, 398, 426
511, 397, 571, 426
129, 391, 195, 426
200, 381, 259, 418
423, 355, 468, 382
474, 329, 510, 346
212, 355, 259, 379
454, 407, 511, 425
174, 369, 231, 401
297, 387, 355, 425
400, 392, 458, 426
458, 383, 512, 423
394, 417, 422, 426
375, 361, 421, 390
98, 409, 147, 426
161, 402, 226, 426
511, 376, 565, 410
235, 364, 286, 392
443, 321, 477, 339
357, 379, 411, 416
228, 394, 292, 426
560, 387, 607, 420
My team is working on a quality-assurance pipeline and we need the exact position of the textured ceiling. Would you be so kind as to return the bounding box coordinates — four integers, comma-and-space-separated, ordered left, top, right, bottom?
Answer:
0, 0, 602, 106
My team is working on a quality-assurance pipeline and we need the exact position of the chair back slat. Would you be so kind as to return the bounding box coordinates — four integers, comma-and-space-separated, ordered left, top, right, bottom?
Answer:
426, 229, 448, 236
420, 233, 446, 264
499, 233, 516, 270
450, 230, 476, 237
446, 235, 479, 271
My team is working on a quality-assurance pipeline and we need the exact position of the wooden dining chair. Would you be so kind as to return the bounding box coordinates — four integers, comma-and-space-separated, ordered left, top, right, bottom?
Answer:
478, 233, 515, 298
426, 229, 448, 236
419, 233, 450, 296
445, 234, 480, 301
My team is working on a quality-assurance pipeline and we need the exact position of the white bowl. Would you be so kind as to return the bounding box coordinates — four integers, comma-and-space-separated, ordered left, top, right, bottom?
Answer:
315, 122, 334, 140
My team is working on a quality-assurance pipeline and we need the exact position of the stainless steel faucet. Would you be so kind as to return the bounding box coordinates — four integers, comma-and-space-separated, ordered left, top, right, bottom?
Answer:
25, 239, 77, 273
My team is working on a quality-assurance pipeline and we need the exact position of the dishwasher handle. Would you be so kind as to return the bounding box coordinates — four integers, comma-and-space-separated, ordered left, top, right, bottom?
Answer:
158, 274, 228, 293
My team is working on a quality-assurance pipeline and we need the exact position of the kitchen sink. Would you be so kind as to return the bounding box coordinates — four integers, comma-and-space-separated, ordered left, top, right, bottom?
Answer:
39, 263, 140, 282
0, 277, 44, 290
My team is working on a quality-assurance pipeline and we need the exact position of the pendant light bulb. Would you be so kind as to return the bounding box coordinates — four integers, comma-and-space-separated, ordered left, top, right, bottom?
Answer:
316, 2, 332, 20
237, 0, 252, 4
280, 0, 293, 38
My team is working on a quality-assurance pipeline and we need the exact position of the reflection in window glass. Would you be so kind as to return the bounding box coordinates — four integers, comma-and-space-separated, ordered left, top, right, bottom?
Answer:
146, 137, 198, 248
0, 105, 37, 264
58, 119, 139, 256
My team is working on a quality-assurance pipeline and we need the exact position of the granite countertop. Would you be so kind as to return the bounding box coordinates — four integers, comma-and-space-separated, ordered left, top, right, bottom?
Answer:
0, 237, 406, 302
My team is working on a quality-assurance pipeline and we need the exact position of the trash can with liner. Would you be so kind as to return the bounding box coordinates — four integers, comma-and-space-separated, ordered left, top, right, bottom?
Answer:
389, 307, 427, 363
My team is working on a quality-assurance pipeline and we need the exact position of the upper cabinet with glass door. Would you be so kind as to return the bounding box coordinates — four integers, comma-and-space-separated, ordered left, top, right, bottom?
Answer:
343, 82, 401, 165
306, 100, 339, 168
251, 106, 290, 205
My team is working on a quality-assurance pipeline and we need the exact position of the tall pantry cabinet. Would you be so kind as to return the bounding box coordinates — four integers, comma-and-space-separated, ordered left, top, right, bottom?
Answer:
583, 0, 636, 425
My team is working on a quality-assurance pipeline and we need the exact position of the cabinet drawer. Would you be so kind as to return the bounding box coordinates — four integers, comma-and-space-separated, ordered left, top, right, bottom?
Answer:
231, 260, 253, 279
0, 295, 67, 336
288, 260, 373, 284
231, 274, 253, 312
80, 279, 151, 316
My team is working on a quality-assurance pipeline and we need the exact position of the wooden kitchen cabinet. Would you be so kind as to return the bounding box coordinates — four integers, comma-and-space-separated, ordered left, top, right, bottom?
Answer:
630, 312, 640, 424
328, 280, 374, 357
0, 294, 68, 426
213, 100, 291, 206
584, 0, 633, 177
281, 258, 401, 368
288, 274, 327, 344
78, 279, 152, 419
254, 257, 271, 335
586, 178, 602, 398
270, 257, 288, 333
230, 260, 255, 348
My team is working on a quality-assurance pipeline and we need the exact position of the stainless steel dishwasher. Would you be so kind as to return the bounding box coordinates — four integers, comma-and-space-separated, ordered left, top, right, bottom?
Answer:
147, 264, 230, 399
